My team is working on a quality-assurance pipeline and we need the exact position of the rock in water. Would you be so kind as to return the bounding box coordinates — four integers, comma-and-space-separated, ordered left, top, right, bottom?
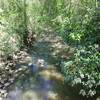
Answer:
28, 63, 38, 73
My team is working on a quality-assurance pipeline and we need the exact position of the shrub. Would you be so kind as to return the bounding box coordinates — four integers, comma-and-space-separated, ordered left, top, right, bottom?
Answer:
0, 32, 20, 56
61, 45, 100, 97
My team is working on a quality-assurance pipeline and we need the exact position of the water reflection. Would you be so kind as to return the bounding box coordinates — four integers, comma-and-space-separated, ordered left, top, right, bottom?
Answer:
28, 63, 39, 73
6, 59, 56, 100
37, 76, 52, 91
6, 87, 22, 100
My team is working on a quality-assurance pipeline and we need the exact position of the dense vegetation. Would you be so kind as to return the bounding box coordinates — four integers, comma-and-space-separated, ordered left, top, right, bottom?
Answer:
0, 0, 100, 99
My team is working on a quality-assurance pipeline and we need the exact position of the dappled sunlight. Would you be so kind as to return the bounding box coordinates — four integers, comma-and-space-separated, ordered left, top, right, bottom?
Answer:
0, 0, 100, 100
4, 56, 66, 100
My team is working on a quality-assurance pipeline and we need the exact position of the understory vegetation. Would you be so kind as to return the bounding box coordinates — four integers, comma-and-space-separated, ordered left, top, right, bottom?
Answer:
0, 0, 100, 99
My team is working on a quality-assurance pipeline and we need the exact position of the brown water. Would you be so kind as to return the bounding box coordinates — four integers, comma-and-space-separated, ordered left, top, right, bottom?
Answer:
6, 57, 66, 100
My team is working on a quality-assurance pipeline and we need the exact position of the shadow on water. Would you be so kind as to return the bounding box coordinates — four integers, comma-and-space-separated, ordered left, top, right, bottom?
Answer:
6, 62, 62, 100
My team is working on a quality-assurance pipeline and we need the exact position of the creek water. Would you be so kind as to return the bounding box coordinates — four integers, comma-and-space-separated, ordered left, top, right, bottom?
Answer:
6, 52, 66, 100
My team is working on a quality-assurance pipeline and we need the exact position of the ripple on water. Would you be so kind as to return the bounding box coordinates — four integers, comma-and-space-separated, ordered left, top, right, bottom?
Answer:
6, 56, 66, 100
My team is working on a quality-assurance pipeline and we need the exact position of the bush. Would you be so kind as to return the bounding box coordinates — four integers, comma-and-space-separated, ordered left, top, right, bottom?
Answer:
61, 45, 100, 97
0, 32, 20, 56
84, 8, 100, 45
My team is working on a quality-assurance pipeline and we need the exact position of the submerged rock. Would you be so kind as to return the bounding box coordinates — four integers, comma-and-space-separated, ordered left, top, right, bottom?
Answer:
28, 63, 38, 73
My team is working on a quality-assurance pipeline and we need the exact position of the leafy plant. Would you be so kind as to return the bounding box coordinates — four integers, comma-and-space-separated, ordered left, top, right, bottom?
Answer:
61, 45, 100, 97
0, 32, 20, 56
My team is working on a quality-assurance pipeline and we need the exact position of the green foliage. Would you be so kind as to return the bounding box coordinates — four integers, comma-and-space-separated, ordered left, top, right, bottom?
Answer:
84, 7, 100, 44
0, 0, 27, 44
37, 0, 97, 44
0, 0, 100, 98
0, 32, 20, 56
61, 45, 100, 97
57, 0, 100, 98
